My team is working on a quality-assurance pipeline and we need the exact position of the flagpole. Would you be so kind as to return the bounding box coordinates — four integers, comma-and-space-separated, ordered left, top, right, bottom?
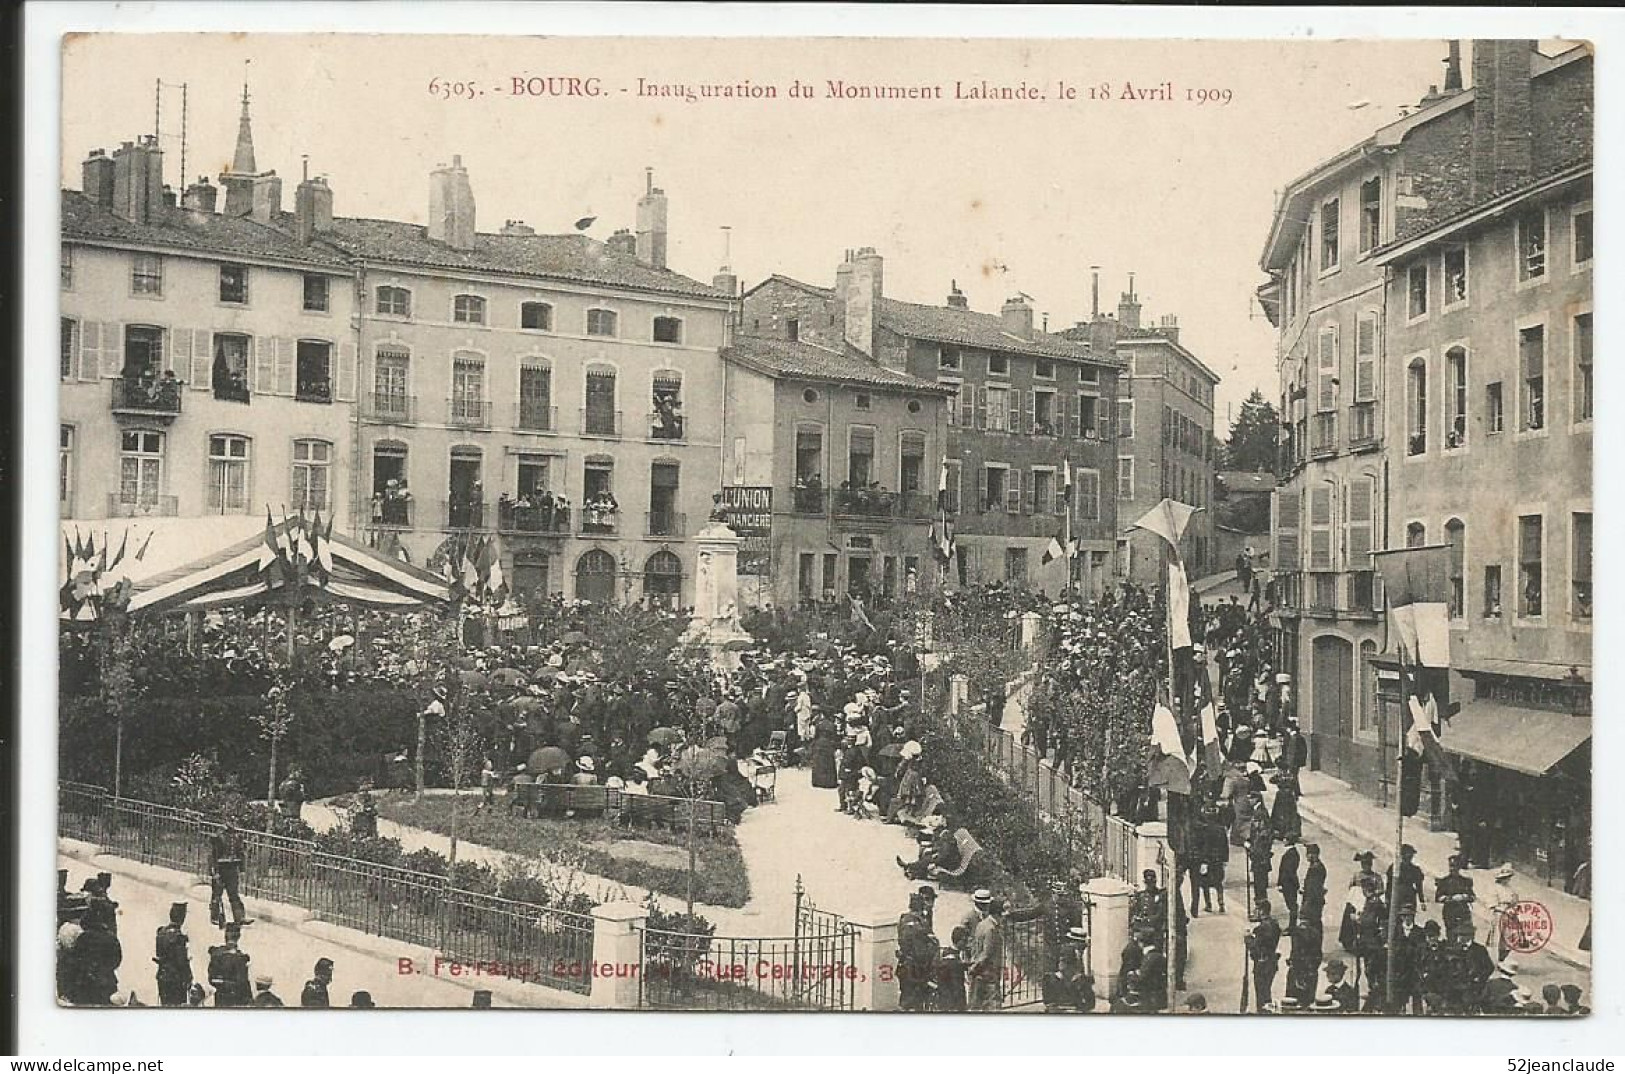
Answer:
1162, 537, 1179, 1012
1385, 644, 1410, 1012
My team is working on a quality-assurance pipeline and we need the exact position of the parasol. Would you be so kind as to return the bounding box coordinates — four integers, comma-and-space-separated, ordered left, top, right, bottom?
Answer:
674, 746, 731, 782
528, 746, 571, 774
459, 670, 490, 688
647, 727, 684, 747
328, 634, 355, 653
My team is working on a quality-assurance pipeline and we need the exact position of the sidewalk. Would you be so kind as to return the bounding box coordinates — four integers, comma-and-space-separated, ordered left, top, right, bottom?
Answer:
1294, 768, 1592, 971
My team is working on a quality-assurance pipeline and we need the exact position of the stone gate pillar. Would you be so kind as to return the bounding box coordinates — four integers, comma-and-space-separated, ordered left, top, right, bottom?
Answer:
1081, 877, 1135, 1000
588, 901, 647, 1009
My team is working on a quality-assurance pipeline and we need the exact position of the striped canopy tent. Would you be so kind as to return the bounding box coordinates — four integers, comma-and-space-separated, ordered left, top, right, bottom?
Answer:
59, 514, 450, 619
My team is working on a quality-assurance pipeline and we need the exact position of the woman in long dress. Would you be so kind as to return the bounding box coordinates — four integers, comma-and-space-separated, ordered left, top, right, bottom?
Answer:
809, 715, 839, 789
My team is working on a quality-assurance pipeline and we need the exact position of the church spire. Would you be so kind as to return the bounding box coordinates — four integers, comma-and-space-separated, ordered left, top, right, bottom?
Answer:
231, 63, 257, 175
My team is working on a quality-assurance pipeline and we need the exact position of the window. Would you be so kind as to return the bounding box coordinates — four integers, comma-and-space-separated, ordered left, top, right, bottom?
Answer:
940, 381, 961, 426
938, 345, 960, 370
122, 325, 164, 380
1517, 211, 1546, 282
795, 429, 823, 485
1358, 178, 1381, 253
988, 353, 1008, 377
798, 553, 816, 599
1081, 365, 1100, 385
374, 347, 410, 419
1518, 514, 1543, 617
59, 425, 74, 509
131, 253, 163, 296
1406, 262, 1429, 320
291, 439, 331, 512
648, 461, 681, 536
1483, 565, 1503, 619
1406, 521, 1426, 548
786, 319, 799, 342
376, 285, 411, 317
372, 443, 410, 525
1078, 393, 1099, 438
1075, 468, 1100, 521
1443, 246, 1468, 307
1406, 357, 1427, 456
1519, 325, 1545, 431
651, 370, 684, 439
213, 333, 251, 403
60, 318, 77, 380
119, 430, 164, 507
1316, 326, 1338, 412
855, 393, 871, 411
985, 386, 1010, 432
1117, 456, 1135, 501
1032, 469, 1053, 515
61, 246, 73, 289
1573, 313, 1593, 423
520, 302, 553, 331
1004, 547, 1028, 585
1117, 399, 1133, 438
219, 263, 249, 305
1573, 207, 1593, 268
519, 363, 553, 431
847, 427, 875, 486
1445, 346, 1468, 448
1486, 382, 1504, 434
207, 434, 251, 514
1319, 198, 1340, 272
586, 308, 618, 337
982, 465, 1007, 512
295, 340, 333, 403
581, 458, 616, 534
1569, 512, 1593, 621
1445, 518, 1466, 619
1032, 390, 1056, 435
303, 274, 329, 313
652, 316, 682, 344
644, 551, 683, 608
451, 355, 486, 424
453, 294, 487, 325
899, 434, 925, 494
583, 365, 618, 435
1034, 358, 1055, 380
1359, 639, 1379, 732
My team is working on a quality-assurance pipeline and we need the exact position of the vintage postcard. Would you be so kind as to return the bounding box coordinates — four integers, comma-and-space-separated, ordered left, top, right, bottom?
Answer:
50, 27, 1593, 1021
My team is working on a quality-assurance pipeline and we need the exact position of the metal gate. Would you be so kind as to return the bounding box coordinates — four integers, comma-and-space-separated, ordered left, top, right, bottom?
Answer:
791, 875, 859, 1011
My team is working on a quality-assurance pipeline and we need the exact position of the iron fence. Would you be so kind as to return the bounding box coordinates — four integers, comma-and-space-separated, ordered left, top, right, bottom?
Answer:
638, 929, 856, 1011
440, 889, 596, 995
1000, 913, 1047, 1009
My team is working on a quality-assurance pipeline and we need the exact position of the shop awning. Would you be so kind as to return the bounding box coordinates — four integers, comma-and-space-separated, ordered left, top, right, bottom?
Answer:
1443, 701, 1591, 776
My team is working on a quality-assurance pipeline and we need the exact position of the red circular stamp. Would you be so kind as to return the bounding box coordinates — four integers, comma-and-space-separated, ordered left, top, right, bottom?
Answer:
1500, 900, 1554, 954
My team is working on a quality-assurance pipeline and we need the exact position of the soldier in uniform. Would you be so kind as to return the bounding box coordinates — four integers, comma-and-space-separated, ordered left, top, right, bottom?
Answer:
1300, 842, 1328, 927
252, 974, 285, 1007
1246, 896, 1282, 1012
1355, 888, 1389, 1008
208, 820, 251, 928
895, 893, 937, 1011
152, 902, 192, 1007
302, 956, 335, 1007
1285, 915, 1324, 1006
1386, 843, 1427, 915
206, 923, 251, 1007
1248, 827, 1274, 908
1276, 839, 1302, 932
70, 904, 122, 1005
1435, 854, 1476, 935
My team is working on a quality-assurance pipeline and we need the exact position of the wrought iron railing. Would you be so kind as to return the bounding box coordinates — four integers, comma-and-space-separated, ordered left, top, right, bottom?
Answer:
646, 510, 686, 538
106, 493, 179, 518
447, 398, 493, 429
831, 489, 897, 518
111, 377, 183, 415
580, 408, 623, 438
515, 402, 557, 433
790, 486, 827, 515
498, 501, 571, 535
364, 393, 416, 424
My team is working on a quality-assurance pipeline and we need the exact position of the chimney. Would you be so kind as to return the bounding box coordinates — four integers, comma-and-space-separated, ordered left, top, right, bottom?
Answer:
607, 228, 637, 255
1444, 40, 1464, 93
711, 269, 738, 297
1117, 273, 1142, 330
427, 155, 477, 250
249, 174, 282, 225
499, 219, 536, 236
295, 175, 334, 244
81, 149, 116, 208
1090, 265, 1101, 320
1158, 313, 1180, 345
635, 167, 669, 269
110, 137, 164, 224
946, 279, 969, 309
1000, 295, 1034, 339
842, 247, 884, 358
161, 185, 177, 208
1470, 40, 1535, 200
182, 176, 218, 213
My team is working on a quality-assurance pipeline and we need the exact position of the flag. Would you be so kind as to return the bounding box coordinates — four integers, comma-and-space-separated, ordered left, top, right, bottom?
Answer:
1041, 535, 1068, 566
134, 529, 153, 562
1198, 700, 1223, 772
1374, 544, 1455, 815
1145, 702, 1194, 796
1168, 559, 1192, 649
258, 508, 281, 571
461, 536, 482, 594
1130, 498, 1199, 556
483, 536, 505, 597
931, 457, 956, 564
849, 592, 875, 633
108, 529, 130, 572
311, 509, 335, 577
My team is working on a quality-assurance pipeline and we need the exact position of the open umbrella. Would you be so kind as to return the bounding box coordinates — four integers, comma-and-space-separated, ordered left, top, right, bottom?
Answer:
674, 746, 731, 782
500, 695, 544, 713
532, 667, 561, 681
328, 634, 355, 653
647, 727, 684, 747
528, 746, 571, 774
490, 667, 527, 687
459, 670, 491, 688
561, 631, 591, 647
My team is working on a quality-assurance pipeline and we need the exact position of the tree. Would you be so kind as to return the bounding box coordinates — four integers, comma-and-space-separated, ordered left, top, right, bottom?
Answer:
1218, 389, 1280, 474
251, 673, 294, 832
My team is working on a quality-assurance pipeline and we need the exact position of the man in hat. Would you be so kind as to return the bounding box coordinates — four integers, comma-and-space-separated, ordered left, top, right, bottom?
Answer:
1139, 937, 1169, 1012
1386, 843, 1427, 915
1435, 854, 1477, 934
1276, 838, 1302, 932
1116, 930, 1144, 1001
208, 819, 250, 928
1350, 849, 1381, 900
1285, 912, 1324, 1006
896, 892, 938, 1011
301, 956, 335, 1007
1480, 956, 1521, 1012
954, 890, 993, 956
252, 974, 284, 1007
1110, 970, 1147, 1013
1281, 717, 1309, 780
1248, 826, 1274, 908
349, 991, 377, 1008
1320, 959, 1357, 1012
1560, 984, 1589, 1016
206, 923, 251, 1007
1131, 869, 1168, 938
966, 895, 1006, 1011
1042, 940, 1095, 1013
152, 901, 193, 1006
1246, 897, 1282, 1012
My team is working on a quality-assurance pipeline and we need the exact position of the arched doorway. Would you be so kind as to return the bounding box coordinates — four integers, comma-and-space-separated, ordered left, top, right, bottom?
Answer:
644, 550, 683, 609
574, 549, 618, 604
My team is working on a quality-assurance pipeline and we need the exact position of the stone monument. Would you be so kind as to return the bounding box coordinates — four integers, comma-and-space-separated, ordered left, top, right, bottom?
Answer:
683, 494, 755, 667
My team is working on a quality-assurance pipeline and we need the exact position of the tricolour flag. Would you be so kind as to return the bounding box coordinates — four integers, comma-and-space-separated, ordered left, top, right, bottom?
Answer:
134, 529, 153, 562
930, 456, 956, 565
1373, 544, 1454, 816
1145, 701, 1194, 796
1129, 498, 1199, 555
259, 507, 280, 572
484, 535, 505, 597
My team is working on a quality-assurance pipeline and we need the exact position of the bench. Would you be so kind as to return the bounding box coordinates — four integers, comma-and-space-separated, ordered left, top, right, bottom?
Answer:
508, 783, 621, 820
898, 785, 944, 829
619, 793, 730, 837
928, 828, 984, 886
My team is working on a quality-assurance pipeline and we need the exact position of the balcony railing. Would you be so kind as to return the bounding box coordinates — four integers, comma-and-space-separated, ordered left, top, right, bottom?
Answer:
649, 411, 686, 441
369, 495, 414, 528
447, 398, 492, 429
580, 408, 623, 438
498, 500, 570, 535
444, 500, 487, 529
578, 505, 620, 535
111, 377, 183, 418
897, 492, 936, 520
296, 380, 333, 405
364, 393, 416, 424
1290, 569, 1382, 619
832, 488, 898, 519
515, 402, 557, 433
214, 382, 251, 405
1310, 412, 1338, 459
1348, 401, 1380, 450
645, 510, 687, 538
790, 486, 827, 515
107, 493, 178, 518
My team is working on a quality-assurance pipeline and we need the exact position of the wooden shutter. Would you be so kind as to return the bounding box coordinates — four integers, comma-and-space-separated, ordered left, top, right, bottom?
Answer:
1347, 476, 1374, 567
1023, 469, 1035, 514
975, 466, 988, 513
959, 386, 974, 427
1023, 390, 1036, 436
1355, 314, 1377, 401
1274, 488, 1301, 570
336, 342, 358, 402
1006, 482, 1022, 515
975, 386, 987, 430
1309, 485, 1333, 570
255, 336, 277, 394
1318, 327, 1338, 412
169, 326, 190, 380
190, 330, 212, 389
275, 338, 295, 395
78, 322, 100, 382
100, 322, 124, 378
1054, 470, 1067, 516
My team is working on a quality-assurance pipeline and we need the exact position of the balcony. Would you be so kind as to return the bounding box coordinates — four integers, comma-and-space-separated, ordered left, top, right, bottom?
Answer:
369, 495, 414, 529
214, 382, 251, 405
1309, 412, 1339, 459
364, 393, 416, 425
106, 493, 178, 518
649, 411, 686, 441
110, 377, 182, 422
498, 500, 570, 535
897, 492, 936, 520
1348, 401, 1380, 451
444, 500, 487, 529
645, 510, 687, 538
515, 402, 557, 433
447, 398, 492, 429
580, 408, 623, 438
790, 486, 827, 515
296, 379, 333, 405
832, 488, 898, 519
1295, 569, 1383, 620
579, 504, 620, 536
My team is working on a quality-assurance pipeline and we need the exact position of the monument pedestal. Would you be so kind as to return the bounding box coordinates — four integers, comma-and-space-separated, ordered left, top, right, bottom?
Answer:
684, 520, 754, 669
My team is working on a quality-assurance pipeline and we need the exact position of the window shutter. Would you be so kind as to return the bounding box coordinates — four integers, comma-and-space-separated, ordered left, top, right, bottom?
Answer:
1318, 328, 1337, 411
1068, 394, 1082, 438
1023, 469, 1035, 514
101, 322, 124, 378
1309, 485, 1333, 570
1099, 404, 1112, 442
1274, 489, 1301, 570
1347, 476, 1374, 566
1023, 390, 1036, 436
169, 326, 190, 379
976, 467, 988, 512
1054, 473, 1066, 516
336, 342, 358, 402
1355, 315, 1377, 400
958, 387, 974, 427
275, 338, 295, 396
975, 387, 987, 430
79, 322, 100, 382
255, 336, 277, 393
189, 331, 212, 389
1006, 484, 1022, 515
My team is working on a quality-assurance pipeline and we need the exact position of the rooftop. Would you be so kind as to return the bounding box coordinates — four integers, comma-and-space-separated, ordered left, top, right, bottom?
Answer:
722, 334, 950, 393
61, 190, 351, 270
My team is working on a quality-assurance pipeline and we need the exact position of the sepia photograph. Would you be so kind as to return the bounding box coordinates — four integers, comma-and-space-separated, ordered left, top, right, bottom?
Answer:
41, 21, 1595, 1030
